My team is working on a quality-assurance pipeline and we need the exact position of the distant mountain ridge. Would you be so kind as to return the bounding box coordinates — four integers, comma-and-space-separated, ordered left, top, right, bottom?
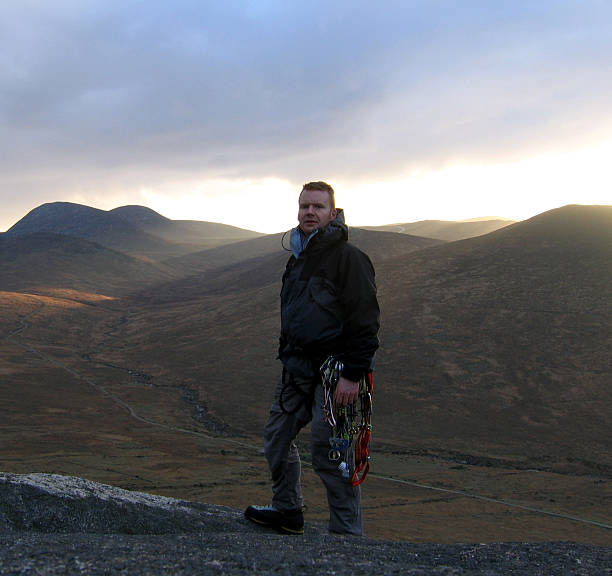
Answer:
0, 201, 444, 294
110, 205, 170, 227
110, 204, 265, 246
5, 202, 264, 261
364, 218, 515, 241
7, 202, 147, 242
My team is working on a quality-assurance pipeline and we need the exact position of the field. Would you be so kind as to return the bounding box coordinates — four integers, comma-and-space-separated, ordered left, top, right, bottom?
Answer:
2, 290, 610, 545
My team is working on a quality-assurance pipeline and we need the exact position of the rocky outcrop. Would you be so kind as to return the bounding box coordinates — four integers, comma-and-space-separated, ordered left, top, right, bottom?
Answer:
1, 473, 610, 575
0, 472, 245, 535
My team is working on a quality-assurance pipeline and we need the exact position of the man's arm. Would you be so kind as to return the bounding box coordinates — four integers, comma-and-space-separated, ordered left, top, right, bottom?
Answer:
337, 246, 380, 382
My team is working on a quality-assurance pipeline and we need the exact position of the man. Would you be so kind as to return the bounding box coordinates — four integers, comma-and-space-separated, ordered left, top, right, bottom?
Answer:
245, 181, 380, 536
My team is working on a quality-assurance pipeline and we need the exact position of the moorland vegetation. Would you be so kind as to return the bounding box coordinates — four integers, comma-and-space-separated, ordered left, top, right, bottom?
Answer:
1, 202, 610, 544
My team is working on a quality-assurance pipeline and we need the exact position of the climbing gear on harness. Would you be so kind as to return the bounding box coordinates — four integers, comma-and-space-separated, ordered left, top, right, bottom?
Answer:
320, 356, 374, 486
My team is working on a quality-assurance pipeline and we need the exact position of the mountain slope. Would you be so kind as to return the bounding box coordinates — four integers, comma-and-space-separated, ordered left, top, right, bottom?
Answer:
0, 233, 176, 295
100, 227, 443, 434
163, 226, 442, 277
106, 205, 611, 474
374, 205, 612, 466
111, 205, 264, 249
365, 219, 514, 241
3, 203, 610, 476
2, 204, 611, 544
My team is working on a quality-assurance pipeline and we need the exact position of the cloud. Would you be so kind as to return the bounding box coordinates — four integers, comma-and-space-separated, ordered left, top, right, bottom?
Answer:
1, 1, 611, 231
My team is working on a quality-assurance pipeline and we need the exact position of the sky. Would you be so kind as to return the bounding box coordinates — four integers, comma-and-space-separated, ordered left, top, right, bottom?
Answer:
1, 1, 611, 234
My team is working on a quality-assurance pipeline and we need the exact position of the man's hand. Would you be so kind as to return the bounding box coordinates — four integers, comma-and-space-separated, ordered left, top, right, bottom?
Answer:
334, 376, 360, 406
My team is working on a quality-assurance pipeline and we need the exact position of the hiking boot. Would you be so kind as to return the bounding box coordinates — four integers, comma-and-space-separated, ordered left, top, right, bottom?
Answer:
244, 505, 304, 535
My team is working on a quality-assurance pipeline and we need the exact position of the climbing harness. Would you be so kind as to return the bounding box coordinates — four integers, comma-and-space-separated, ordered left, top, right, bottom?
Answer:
320, 356, 374, 486
279, 367, 315, 415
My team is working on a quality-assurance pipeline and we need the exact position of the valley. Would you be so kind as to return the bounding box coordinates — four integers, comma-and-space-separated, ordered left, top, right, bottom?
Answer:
1, 203, 611, 545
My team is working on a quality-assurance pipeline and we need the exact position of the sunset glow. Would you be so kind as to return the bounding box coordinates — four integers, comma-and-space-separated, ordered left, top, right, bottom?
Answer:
1, 2, 611, 233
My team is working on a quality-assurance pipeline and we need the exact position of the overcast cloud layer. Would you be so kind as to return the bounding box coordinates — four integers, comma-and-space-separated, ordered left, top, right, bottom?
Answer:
1, 1, 611, 231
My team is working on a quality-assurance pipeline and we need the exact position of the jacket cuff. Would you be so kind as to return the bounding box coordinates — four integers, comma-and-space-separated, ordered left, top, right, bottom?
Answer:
341, 366, 365, 382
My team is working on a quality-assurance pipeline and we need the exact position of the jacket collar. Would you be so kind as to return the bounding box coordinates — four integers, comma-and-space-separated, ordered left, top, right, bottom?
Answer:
289, 209, 348, 258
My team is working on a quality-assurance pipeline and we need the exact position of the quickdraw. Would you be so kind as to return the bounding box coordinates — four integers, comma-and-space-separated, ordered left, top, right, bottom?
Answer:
320, 357, 374, 486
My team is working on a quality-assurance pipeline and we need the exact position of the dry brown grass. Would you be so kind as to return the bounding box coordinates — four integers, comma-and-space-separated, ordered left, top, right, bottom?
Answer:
2, 206, 611, 545
1, 290, 610, 546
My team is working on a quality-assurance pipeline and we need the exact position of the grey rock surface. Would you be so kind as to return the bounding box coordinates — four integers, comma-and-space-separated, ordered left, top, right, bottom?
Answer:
0, 472, 242, 535
1, 473, 610, 575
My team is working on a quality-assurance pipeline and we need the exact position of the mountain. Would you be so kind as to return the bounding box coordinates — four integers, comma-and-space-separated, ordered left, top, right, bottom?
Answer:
6, 202, 263, 261
110, 205, 264, 249
373, 205, 612, 467
161, 226, 442, 279
5, 202, 174, 260
0, 202, 436, 296
0, 200, 440, 299
106, 205, 612, 474
2, 203, 611, 544
364, 218, 514, 241
0, 232, 175, 295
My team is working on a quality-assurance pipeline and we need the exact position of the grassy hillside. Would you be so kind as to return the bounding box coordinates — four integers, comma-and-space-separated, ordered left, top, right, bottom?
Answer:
86, 206, 612, 475
1, 204, 611, 544
111, 204, 264, 250
364, 219, 514, 241
0, 233, 176, 296
375, 205, 612, 470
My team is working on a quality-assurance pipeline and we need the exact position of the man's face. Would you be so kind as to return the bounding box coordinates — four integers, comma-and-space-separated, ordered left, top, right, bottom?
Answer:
298, 189, 337, 235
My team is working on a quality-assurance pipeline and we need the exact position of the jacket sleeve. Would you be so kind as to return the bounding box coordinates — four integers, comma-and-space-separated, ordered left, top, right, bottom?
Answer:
337, 246, 380, 381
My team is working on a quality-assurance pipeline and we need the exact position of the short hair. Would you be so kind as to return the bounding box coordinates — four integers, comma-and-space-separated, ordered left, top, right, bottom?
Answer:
300, 181, 335, 209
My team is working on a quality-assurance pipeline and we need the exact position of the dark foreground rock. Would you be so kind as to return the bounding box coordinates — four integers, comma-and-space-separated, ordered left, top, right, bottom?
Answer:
0, 472, 239, 535
1, 473, 610, 575
3, 532, 610, 576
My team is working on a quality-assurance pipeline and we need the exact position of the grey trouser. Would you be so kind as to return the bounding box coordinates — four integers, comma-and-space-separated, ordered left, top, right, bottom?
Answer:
263, 371, 363, 535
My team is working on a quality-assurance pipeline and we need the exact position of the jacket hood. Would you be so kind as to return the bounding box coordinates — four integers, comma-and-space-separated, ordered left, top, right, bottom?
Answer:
290, 209, 348, 258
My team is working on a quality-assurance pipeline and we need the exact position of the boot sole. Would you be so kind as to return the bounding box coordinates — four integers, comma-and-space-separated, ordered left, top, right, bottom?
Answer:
245, 514, 304, 535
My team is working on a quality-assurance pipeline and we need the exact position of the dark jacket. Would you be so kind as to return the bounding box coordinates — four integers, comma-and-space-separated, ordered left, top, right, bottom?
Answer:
279, 210, 380, 381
